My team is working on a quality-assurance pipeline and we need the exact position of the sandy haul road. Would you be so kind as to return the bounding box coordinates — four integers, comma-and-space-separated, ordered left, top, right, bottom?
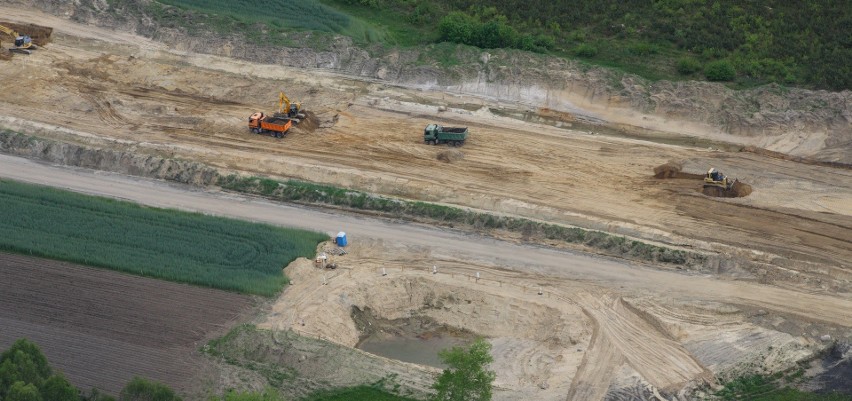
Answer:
3, 155, 852, 399
0, 7, 850, 286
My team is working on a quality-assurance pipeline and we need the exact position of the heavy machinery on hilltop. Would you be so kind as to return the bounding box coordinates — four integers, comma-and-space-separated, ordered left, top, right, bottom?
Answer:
276, 91, 306, 123
0, 24, 34, 54
424, 124, 468, 146
704, 168, 737, 192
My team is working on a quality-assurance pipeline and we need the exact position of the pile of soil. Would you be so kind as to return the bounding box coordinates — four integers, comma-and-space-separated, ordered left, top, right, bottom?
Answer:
296, 110, 320, 132
653, 162, 703, 179
653, 162, 682, 178
437, 149, 464, 163
701, 181, 752, 198
0, 22, 53, 46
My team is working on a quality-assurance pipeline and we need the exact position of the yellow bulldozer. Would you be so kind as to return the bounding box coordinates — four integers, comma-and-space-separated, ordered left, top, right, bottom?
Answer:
0, 24, 35, 54
704, 168, 736, 190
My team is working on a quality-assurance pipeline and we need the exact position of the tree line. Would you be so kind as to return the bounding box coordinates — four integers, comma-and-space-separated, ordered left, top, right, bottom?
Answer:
1, 338, 497, 401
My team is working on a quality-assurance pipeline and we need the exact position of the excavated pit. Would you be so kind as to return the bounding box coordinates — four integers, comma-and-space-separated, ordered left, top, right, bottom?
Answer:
0, 21, 52, 46
352, 306, 474, 368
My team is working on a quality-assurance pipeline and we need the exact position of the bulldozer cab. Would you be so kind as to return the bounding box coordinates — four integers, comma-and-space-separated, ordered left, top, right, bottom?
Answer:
707, 168, 724, 182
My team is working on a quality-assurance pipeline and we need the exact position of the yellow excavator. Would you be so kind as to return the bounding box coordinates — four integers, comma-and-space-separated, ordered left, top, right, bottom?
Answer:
0, 24, 34, 54
275, 91, 306, 123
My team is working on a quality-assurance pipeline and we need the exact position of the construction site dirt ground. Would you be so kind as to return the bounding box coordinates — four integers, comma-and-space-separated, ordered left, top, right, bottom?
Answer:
1, 7, 851, 400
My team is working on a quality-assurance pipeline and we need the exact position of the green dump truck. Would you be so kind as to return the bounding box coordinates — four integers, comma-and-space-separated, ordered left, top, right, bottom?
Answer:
424, 124, 468, 147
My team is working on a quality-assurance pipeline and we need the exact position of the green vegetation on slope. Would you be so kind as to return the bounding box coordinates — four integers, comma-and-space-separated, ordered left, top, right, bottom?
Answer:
153, 0, 388, 45
205, 325, 420, 401
300, 385, 420, 401
133, 0, 850, 90
218, 174, 701, 266
331, 0, 851, 89
716, 372, 852, 401
0, 179, 326, 296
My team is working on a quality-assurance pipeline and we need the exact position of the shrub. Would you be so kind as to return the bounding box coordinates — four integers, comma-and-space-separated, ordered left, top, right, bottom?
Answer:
118, 377, 181, 401
438, 11, 477, 44
676, 57, 702, 74
574, 44, 598, 57
704, 59, 736, 81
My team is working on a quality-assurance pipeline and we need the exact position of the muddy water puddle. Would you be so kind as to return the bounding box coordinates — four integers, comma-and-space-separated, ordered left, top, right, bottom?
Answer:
351, 306, 475, 368
358, 332, 471, 369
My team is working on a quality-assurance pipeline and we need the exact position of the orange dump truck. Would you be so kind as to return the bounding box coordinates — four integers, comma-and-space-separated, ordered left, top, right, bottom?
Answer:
248, 112, 292, 138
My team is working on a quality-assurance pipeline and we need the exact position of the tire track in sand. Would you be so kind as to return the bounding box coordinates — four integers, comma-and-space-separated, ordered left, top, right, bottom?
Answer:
566, 292, 712, 401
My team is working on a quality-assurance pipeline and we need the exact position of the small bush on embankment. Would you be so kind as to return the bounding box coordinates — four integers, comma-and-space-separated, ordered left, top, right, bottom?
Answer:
0, 179, 326, 296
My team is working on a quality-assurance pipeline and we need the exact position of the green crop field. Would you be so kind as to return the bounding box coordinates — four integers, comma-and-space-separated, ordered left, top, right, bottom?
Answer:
0, 179, 327, 296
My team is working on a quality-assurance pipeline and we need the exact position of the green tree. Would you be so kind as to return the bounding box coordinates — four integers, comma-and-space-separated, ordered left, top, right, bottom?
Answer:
7, 381, 43, 401
83, 388, 117, 401
0, 339, 53, 399
431, 338, 496, 401
41, 374, 80, 401
438, 12, 478, 45
118, 377, 181, 401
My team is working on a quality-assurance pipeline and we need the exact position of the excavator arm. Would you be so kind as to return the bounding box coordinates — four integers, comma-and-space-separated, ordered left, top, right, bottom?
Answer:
278, 92, 291, 116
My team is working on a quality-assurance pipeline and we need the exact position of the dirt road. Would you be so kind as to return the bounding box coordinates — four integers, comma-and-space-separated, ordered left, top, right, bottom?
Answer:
3, 154, 850, 326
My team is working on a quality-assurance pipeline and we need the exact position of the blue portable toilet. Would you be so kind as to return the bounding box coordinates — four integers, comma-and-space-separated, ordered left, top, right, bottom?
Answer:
336, 232, 348, 247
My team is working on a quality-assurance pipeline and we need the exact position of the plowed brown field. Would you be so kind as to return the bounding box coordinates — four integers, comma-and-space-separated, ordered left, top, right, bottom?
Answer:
0, 253, 253, 395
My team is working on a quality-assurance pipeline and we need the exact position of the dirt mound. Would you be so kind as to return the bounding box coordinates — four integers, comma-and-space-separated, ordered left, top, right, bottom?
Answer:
702, 181, 752, 198
653, 162, 704, 179
0, 22, 52, 46
437, 149, 464, 163
296, 110, 320, 132
653, 162, 682, 178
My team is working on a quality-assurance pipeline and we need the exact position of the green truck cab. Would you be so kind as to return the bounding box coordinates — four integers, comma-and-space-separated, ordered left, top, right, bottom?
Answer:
424, 124, 468, 147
